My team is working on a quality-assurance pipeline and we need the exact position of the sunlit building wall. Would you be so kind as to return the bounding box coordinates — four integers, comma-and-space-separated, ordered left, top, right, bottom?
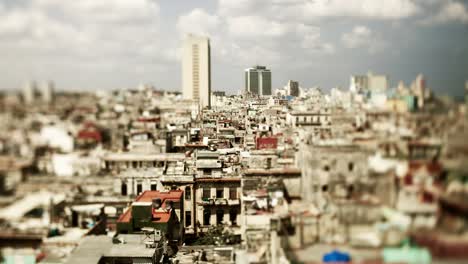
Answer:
182, 34, 211, 108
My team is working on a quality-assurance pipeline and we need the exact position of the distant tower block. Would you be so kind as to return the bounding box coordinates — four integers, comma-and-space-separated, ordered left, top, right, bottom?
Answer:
415, 74, 426, 108
182, 34, 211, 108
245, 65, 272, 96
22, 81, 37, 104
350, 72, 388, 94
41, 81, 55, 103
286, 80, 299, 97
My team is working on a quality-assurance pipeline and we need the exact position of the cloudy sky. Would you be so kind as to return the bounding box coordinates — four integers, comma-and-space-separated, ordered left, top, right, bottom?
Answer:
1, 0, 467, 96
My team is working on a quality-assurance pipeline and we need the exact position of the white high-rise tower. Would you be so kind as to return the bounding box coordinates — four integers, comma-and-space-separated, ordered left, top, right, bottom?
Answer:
182, 34, 211, 108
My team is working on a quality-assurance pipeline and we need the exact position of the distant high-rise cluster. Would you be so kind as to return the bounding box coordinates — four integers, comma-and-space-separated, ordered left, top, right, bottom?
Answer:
22, 80, 54, 104
348, 72, 433, 112
182, 34, 211, 108
245, 65, 272, 96
350, 72, 389, 93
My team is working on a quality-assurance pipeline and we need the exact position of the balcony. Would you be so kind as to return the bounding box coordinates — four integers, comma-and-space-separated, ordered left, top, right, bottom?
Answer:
227, 199, 240, 206
214, 198, 228, 205
198, 198, 240, 206
160, 174, 194, 183
199, 198, 214, 205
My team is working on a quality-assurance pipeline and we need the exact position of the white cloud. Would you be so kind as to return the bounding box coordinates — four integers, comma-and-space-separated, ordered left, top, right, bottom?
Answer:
301, 0, 420, 20
35, 0, 159, 23
219, 0, 420, 21
177, 3, 336, 59
342, 26, 372, 48
0, 10, 32, 35
0, 8, 90, 54
431, 1, 468, 24
231, 44, 283, 66
205, 0, 418, 60
218, 0, 267, 17
226, 16, 290, 38
177, 8, 220, 36
0, 0, 171, 90
342, 25, 386, 53
297, 24, 335, 54
0, 0, 162, 60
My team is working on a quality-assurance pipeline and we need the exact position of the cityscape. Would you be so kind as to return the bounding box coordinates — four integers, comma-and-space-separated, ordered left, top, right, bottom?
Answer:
1, 1, 468, 264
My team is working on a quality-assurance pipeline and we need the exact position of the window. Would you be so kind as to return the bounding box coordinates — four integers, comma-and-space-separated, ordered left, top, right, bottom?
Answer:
229, 188, 237, 200
203, 209, 211, 225
185, 187, 191, 200
121, 183, 127, 196
216, 209, 224, 225
347, 185, 354, 197
229, 210, 237, 225
348, 162, 354, 172
323, 165, 330, 172
185, 211, 191, 227
203, 188, 211, 199
203, 169, 212, 176
132, 161, 138, 168
150, 184, 157, 191
136, 183, 142, 194
322, 184, 328, 192
216, 188, 224, 199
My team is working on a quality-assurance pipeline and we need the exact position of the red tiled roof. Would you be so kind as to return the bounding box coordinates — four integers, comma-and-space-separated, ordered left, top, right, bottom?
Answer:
135, 190, 183, 203
152, 211, 171, 223
117, 190, 183, 224
77, 130, 102, 142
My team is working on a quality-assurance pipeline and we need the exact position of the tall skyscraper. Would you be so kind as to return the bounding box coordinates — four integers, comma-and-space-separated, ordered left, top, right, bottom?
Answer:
245, 66, 271, 96
286, 80, 299, 97
182, 34, 211, 108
